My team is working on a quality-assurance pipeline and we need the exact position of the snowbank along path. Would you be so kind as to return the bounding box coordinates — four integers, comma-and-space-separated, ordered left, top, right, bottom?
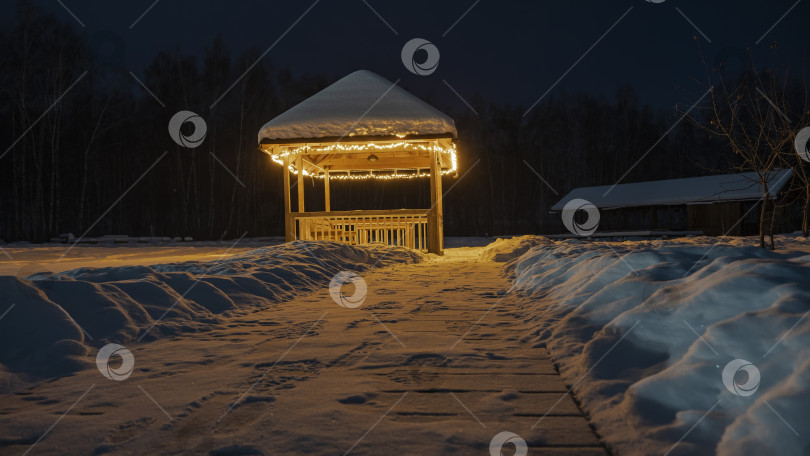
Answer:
0, 242, 606, 455
492, 234, 810, 456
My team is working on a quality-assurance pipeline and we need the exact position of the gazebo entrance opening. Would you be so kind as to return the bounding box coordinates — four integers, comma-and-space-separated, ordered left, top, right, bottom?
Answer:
260, 135, 457, 254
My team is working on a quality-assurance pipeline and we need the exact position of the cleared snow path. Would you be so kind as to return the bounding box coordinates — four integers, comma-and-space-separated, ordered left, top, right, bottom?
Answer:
0, 246, 606, 455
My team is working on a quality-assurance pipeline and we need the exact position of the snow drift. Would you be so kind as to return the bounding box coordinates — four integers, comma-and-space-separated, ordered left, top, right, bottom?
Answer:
494, 235, 810, 456
0, 241, 423, 385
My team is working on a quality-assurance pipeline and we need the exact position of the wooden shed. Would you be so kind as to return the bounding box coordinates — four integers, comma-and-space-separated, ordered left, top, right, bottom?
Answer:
551, 170, 794, 236
258, 70, 458, 254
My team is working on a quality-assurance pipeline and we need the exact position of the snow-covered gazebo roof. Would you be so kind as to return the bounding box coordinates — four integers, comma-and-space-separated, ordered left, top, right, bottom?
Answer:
258, 70, 457, 179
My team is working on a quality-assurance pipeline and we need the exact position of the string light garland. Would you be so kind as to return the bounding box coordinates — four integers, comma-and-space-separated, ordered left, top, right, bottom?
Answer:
321, 171, 435, 180
263, 140, 458, 180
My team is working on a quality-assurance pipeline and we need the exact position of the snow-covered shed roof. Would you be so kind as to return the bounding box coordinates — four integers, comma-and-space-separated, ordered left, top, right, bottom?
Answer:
257, 70, 457, 143
551, 169, 794, 211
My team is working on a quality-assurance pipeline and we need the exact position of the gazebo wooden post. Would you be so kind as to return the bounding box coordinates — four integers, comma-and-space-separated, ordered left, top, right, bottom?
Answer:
324, 168, 331, 212
323, 167, 331, 242
428, 145, 444, 254
296, 153, 305, 239
282, 153, 294, 242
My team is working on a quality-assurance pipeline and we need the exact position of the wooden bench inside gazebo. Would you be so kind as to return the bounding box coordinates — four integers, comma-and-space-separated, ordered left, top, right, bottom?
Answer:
257, 70, 459, 254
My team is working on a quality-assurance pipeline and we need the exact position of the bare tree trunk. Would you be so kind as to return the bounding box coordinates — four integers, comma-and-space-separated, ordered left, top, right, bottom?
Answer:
803, 191, 809, 237
768, 198, 776, 250
759, 185, 768, 248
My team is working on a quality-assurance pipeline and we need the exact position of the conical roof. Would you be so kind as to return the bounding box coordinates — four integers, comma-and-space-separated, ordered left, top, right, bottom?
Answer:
258, 70, 457, 143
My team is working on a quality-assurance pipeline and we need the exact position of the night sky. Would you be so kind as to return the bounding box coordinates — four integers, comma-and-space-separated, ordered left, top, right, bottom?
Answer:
4, 0, 808, 112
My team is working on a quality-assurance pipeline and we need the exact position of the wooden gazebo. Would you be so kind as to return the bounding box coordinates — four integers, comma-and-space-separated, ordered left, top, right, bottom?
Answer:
258, 70, 458, 254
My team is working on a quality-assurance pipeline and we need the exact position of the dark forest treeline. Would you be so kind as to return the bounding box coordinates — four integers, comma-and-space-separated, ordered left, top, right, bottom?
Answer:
0, 2, 732, 242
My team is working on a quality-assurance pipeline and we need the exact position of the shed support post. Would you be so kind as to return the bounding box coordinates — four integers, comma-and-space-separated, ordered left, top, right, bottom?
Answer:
282, 154, 294, 242
428, 145, 444, 255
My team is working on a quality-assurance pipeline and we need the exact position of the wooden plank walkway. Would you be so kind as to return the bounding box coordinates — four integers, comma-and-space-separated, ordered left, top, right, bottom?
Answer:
272, 250, 609, 455
0, 249, 608, 456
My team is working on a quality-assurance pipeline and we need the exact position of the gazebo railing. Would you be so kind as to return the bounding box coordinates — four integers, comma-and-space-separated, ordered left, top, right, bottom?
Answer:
290, 209, 430, 251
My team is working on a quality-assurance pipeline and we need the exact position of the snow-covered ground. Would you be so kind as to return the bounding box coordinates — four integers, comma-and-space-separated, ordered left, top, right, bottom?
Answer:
0, 239, 283, 276
1, 241, 422, 388
2, 234, 809, 455
2, 239, 576, 456
485, 233, 810, 455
